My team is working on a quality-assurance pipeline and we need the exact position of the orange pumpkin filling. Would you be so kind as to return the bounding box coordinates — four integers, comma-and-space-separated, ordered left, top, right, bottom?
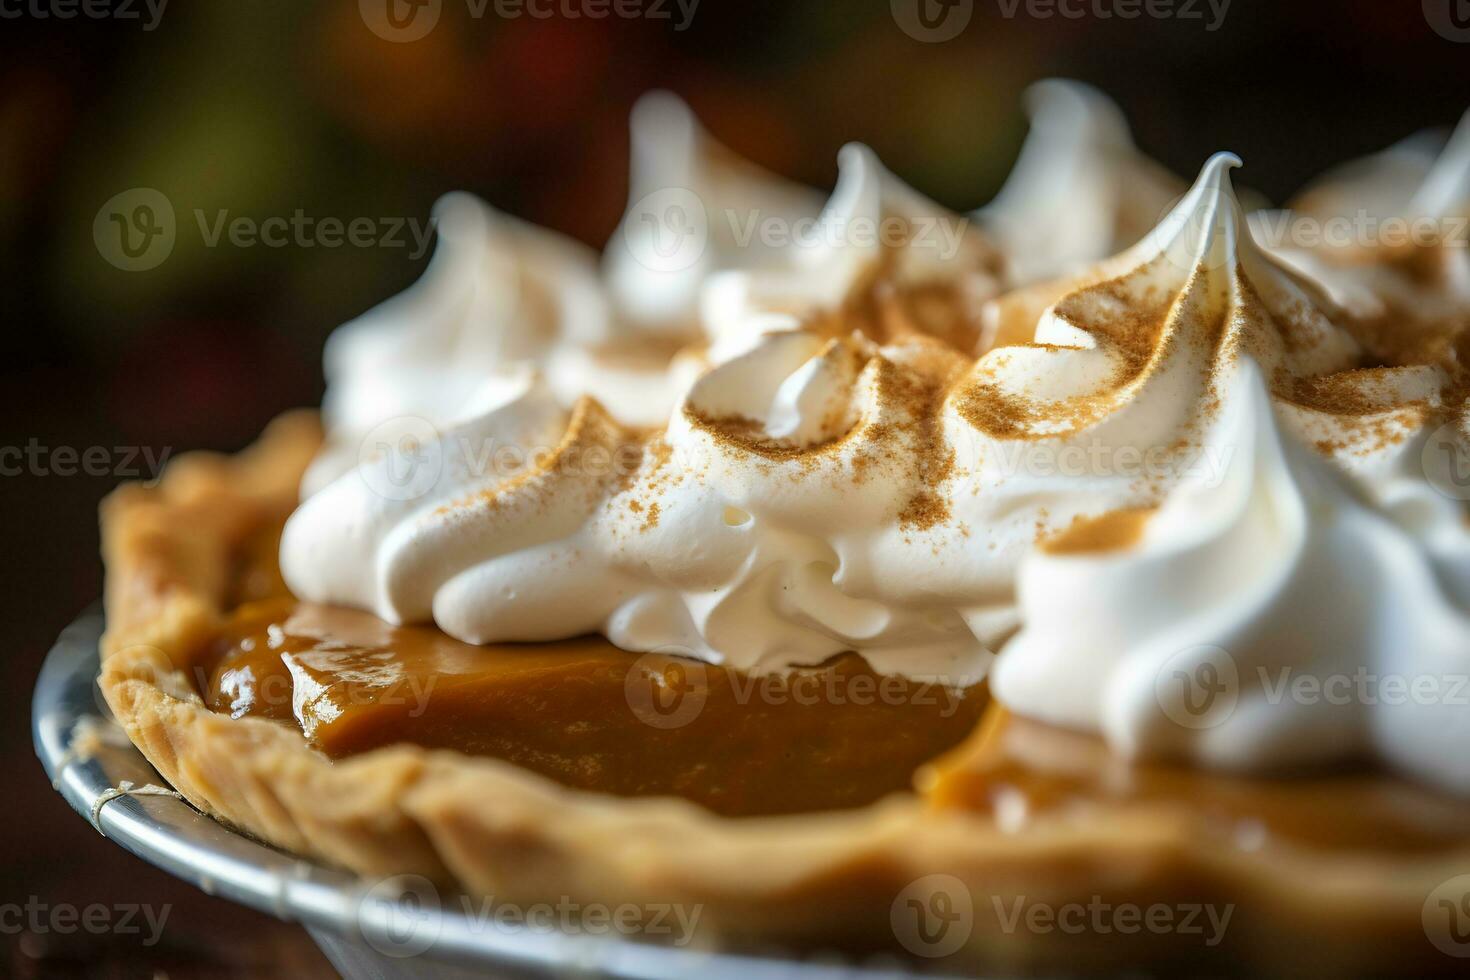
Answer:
928, 709, 1470, 854
195, 599, 988, 817
193, 596, 1470, 843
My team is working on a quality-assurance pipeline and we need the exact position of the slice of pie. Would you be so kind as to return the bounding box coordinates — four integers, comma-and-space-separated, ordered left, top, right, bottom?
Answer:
97, 91, 1470, 976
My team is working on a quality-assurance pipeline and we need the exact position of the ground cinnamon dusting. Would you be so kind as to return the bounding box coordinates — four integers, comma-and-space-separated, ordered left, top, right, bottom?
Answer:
1042, 507, 1156, 556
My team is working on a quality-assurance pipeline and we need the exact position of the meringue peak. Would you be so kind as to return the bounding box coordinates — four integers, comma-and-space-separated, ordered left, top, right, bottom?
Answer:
1145, 151, 1247, 274
1409, 108, 1470, 219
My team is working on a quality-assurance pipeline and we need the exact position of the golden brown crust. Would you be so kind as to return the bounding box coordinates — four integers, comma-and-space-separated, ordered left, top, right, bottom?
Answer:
98, 412, 1470, 975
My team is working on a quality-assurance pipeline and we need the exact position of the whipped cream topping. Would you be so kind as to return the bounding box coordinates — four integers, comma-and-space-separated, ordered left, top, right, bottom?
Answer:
283, 93, 1470, 794
306, 95, 814, 487
288, 112, 1014, 681
603, 91, 824, 336
993, 359, 1470, 795
976, 79, 1184, 286
701, 141, 1006, 359
282, 331, 989, 679
1284, 114, 1469, 231
302, 193, 613, 493
1263, 109, 1470, 301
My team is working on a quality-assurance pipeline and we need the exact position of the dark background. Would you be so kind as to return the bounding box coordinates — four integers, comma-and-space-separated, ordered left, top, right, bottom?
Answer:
3, 0, 1468, 975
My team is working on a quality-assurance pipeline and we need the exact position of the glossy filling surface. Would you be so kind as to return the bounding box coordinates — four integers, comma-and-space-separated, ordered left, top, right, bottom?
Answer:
198, 600, 987, 817
929, 709, 1470, 854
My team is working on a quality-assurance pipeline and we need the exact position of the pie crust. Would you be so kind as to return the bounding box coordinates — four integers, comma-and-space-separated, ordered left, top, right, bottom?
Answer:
98, 412, 1470, 976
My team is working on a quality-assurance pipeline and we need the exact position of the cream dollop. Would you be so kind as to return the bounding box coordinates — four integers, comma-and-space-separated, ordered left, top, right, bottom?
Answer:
286, 152, 1467, 695
603, 91, 824, 336
976, 79, 1183, 286
700, 141, 1006, 359
281, 331, 992, 680
302, 193, 611, 494
284, 94, 1470, 799
287, 132, 1012, 681
993, 359, 1470, 795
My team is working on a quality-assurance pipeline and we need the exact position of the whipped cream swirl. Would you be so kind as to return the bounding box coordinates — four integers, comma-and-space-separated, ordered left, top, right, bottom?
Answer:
976, 79, 1183, 286
604, 91, 824, 336
284, 100, 1470, 793
993, 359, 1470, 795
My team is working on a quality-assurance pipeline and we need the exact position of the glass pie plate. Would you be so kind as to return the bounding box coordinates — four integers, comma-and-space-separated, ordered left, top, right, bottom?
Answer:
35, 605, 962, 980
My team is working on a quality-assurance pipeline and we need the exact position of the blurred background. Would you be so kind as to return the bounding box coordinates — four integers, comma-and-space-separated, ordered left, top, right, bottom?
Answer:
4, 0, 1469, 974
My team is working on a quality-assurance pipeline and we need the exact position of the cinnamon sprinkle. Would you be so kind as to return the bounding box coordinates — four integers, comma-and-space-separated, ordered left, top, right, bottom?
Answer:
1041, 507, 1156, 556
